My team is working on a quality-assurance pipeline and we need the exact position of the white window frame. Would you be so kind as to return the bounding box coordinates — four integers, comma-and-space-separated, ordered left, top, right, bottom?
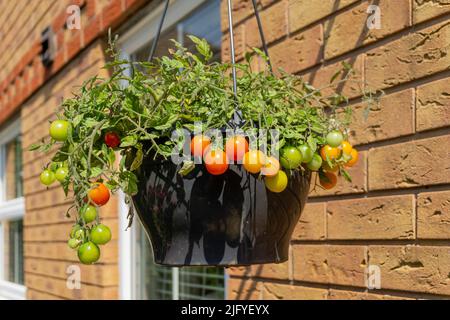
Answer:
118, 0, 229, 300
0, 118, 26, 300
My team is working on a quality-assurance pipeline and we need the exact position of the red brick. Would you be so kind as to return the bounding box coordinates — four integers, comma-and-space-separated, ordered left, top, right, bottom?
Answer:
327, 195, 415, 240
245, 1, 287, 49
292, 202, 326, 240
416, 77, 450, 132
344, 90, 414, 145
292, 245, 367, 287
369, 246, 450, 295
269, 25, 323, 74
368, 135, 450, 190
324, 0, 411, 59
417, 191, 450, 239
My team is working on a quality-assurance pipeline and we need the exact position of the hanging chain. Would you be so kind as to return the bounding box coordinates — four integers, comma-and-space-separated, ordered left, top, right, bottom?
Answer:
251, 0, 273, 71
147, 0, 273, 127
148, 0, 170, 62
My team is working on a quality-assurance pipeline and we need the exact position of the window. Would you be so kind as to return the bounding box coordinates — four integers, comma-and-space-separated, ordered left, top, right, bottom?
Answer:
118, 0, 226, 300
0, 118, 26, 300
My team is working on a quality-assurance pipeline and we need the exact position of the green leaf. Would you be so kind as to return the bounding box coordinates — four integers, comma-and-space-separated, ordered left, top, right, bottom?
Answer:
120, 135, 138, 147
89, 167, 103, 178
130, 146, 143, 171
119, 171, 138, 195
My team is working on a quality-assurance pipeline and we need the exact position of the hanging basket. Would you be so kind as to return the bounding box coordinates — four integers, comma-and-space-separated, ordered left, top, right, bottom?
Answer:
132, 155, 310, 266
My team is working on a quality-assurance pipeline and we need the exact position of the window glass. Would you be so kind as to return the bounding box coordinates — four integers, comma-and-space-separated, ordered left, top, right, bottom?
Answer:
5, 136, 23, 200
1, 219, 24, 285
131, 0, 225, 300
132, 0, 221, 63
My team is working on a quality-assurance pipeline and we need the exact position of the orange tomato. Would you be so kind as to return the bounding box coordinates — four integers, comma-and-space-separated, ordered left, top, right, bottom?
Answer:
88, 183, 110, 206
319, 172, 337, 190
260, 156, 280, 177
225, 135, 249, 162
320, 145, 341, 161
341, 141, 353, 155
190, 135, 211, 158
204, 148, 229, 175
243, 150, 266, 174
346, 149, 359, 167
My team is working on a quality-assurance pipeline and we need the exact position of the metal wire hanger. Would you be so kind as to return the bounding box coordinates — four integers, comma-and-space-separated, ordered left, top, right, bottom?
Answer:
148, 0, 273, 126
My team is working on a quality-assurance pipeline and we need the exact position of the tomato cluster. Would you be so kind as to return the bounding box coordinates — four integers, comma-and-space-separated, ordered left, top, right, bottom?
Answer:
42, 120, 116, 264
190, 131, 358, 193
66, 183, 112, 264
318, 130, 359, 189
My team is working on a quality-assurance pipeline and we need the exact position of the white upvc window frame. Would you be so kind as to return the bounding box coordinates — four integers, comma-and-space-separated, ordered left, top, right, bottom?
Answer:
0, 118, 26, 300
117, 0, 229, 300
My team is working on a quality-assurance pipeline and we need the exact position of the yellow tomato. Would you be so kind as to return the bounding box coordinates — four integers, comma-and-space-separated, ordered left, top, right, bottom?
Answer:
320, 145, 341, 161
346, 149, 359, 167
265, 171, 288, 193
243, 150, 266, 174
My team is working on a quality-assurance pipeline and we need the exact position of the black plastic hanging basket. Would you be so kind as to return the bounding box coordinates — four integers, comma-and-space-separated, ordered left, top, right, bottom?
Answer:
131, 0, 311, 266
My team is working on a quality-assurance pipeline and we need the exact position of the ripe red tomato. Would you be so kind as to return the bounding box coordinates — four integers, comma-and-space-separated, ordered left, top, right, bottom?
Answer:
225, 136, 249, 162
190, 135, 211, 158
104, 131, 121, 148
88, 183, 110, 206
204, 148, 228, 175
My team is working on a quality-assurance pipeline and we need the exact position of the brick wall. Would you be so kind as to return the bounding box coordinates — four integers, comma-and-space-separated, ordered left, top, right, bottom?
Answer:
0, 0, 152, 300
223, 0, 450, 300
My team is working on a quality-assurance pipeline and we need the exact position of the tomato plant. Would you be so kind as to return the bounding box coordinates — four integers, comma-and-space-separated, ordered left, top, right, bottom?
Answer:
81, 205, 97, 223
280, 146, 302, 169
298, 144, 314, 163
55, 167, 68, 182
341, 141, 353, 155
29, 36, 365, 264
346, 149, 359, 167
190, 135, 211, 158
40, 169, 56, 186
225, 136, 249, 162
320, 145, 341, 161
260, 156, 280, 177
326, 130, 344, 148
243, 150, 266, 174
49, 120, 70, 142
306, 154, 322, 171
265, 171, 288, 193
204, 148, 228, 175
104, 131, 121, 148
91, 224, 112, 245
88, 183, 110, 206
77, 241, 101, 264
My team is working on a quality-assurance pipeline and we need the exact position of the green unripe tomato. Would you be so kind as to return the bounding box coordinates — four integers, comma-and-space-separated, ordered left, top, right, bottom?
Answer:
326, 130, 344, 148
40, 169, 56, 186
279, 146, 302, 169
306, 154, 323, 171
74, 229, 84, 240
81, 205, 97, 223
298, 144, 314, 163
68, 238, 80, 249
90, 224, 112, 245
77, 241, 101, 264
70, 225, 82, 238
49, 120, 70, 142
55, 167, 69, 182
